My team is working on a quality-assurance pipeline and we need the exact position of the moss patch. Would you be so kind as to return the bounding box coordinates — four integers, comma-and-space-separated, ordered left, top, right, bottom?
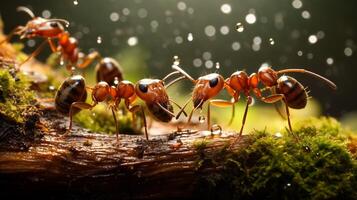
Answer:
0, 68, 37, 123
195, 117, 357, 200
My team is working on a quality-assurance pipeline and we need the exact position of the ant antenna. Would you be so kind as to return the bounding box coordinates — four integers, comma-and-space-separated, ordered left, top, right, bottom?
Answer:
17, 6, 35, 19
277, 68, 337, 90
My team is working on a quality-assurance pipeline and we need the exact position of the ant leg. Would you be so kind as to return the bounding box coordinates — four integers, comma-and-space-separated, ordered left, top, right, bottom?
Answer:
238, 96, 252, 136
47, 38, 58, 52
111, 108, 119, 142
20, 39, 48, 67
129, 105, 148, 140
208, 99, 235, 130
77, 51, 101, 69
68, 102, 95, 135
176, 97, 192, 119
188, 99, 204, 123
169, 99, 188, 117
0, 26, 24, 45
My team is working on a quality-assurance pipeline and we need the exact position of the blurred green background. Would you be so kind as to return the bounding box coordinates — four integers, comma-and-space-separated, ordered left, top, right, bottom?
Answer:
1, 0, 356, 132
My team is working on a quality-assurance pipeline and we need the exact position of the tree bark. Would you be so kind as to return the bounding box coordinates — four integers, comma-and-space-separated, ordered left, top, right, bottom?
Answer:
0, 111, 246, 200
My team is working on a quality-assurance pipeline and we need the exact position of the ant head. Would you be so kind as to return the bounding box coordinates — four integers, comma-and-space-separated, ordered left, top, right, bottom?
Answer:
226, 71, 249, 92
135, 79, 167, 103
23, 18, 66, 39
92, 81, 111, 103
192, 73, 224, 107
258, 65, 278, 87
116, 80, 136, 99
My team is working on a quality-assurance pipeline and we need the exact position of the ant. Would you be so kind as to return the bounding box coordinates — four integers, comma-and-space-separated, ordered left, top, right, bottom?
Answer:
56, 72, 186, 141
225, 65, 337, 143
95, 57, 124, 86
171, 57, 235, 130
0, 6, 98, 70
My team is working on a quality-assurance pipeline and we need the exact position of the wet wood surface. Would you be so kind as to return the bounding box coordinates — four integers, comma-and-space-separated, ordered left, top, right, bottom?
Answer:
0, 111, 245, 199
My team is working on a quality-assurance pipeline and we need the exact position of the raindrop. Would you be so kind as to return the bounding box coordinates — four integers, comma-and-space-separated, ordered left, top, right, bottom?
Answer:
48, 85, 55, 91
253, 36, 262, 44
297, 50, 303, 56
193, 58, 202, 67
205, 60, 214, 69
292, 0, 303, 9
150, 20, 159, 29
73, 0, 78, 6
301, 10, 311, 19
173, 55, 180, 66
317, 31, 325, 39
344, 47, 353, 56
199, 115, 206, 123
215, 62, 220, 69
128, 36, 138, 46
269, 38, 275, 45
220, 4, 232, 14
177, 1, 187, 11
252, 43, 260, 51
274, 132, 283, 138
138, 8, 148, 18
27, 39, 36, 47
204, 25, 216, 37
326, 57, 334, 65
308, 35, 318, 44
286, 183, 291, 187
122, 8, 130, 16
232, 42, 241, 51
60, 57, 64, 66
42, 10, 51, 18
175, 36, 183, 44
202, 51, 212, 60
187, 7, 194, 14
245, 13, 257, 24
235, 22, 244, 32
220, 26, 230, 35
187, 33, 194, 41
210, 124, 222, 135
110, 12, 119, 22
307, 53, 314, 59
96, 36, 102, 44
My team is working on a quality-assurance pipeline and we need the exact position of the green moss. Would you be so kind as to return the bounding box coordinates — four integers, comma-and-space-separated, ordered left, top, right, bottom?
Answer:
0, 68, 37, 123
195, 117, 357, 200
73, 104, 142, 135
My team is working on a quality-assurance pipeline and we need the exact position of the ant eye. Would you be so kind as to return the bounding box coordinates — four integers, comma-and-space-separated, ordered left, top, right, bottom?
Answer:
139, 83, 148, 93
209, 77, 219, 88
50, 22, 59, 28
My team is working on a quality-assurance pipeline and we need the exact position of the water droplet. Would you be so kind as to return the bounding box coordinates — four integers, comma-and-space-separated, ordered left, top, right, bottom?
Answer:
303, 145, 311, 152
27, 39, 36, 47
274, 132, 283, 138
220, 26, 230, 35
42, 10, 51, 18
110, 12, 120, 22
137, 8, 148, 18
199, 115, 206, 123
220, 4, 232, 14
215, 62, 220, 69
245, 13, 257, 24
202, 51, 212, 60
297, 50, 303, 56
292, 0, 303, 9
175, 36, 183, 44
193, 58, 202, 67
96, 36, 102, 44
344, 47, 353, 56
127, 36, 138, 46
205, 60, 214, 69
326, 57, 334, 65
177, 1, 187, 11
301, 10, 311, 19
60, 57, 65, 66
252, 43, 260, 51
187, 33, 193, 41
307, 53, 314, 59
232, 42, 241, 51
308, 35, 318, 44
210, 124, 222, 135
286, 183, 291, 187
235, 22, 244, 32
73, 0, 79, 6
253, 36, 262, 45
204, 25, 216, 37
269, 38, 275, 45
173, 56, 180, 66
122, 8, 130, 15
317, 31, 325, 39
48, 85, 55, 91
114, 77, 119, 85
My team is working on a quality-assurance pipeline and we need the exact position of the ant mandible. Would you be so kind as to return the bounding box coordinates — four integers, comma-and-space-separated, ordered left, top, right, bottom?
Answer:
225, 65, 337, 142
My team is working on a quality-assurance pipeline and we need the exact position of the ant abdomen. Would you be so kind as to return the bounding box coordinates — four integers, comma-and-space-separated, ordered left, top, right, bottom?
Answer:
95, 57, 123, 86
55, 75, 87, 115
276, 76, 308, 109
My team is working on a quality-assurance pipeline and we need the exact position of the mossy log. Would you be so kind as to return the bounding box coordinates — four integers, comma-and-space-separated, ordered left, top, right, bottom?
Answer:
0, 111, 244, 199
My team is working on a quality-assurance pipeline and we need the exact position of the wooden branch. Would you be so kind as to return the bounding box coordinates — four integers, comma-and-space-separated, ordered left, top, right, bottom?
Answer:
0, 111, 246, 199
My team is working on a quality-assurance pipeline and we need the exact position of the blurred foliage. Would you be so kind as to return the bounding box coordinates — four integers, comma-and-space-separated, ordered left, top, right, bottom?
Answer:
195, 117, 357, 200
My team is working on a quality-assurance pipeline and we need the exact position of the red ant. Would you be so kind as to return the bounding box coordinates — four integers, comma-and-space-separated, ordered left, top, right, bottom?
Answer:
0, 6, 98, 70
